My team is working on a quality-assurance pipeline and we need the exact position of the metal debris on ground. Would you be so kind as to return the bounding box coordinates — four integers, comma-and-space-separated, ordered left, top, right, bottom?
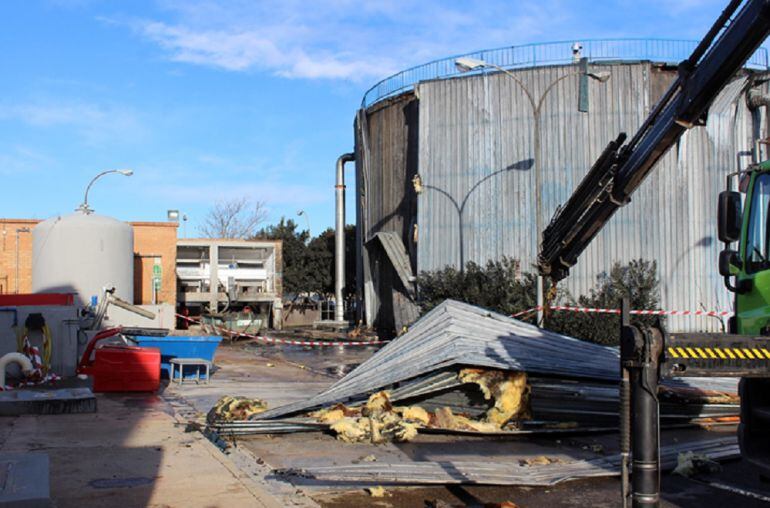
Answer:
275, 437, 738, 487
250, 301, 740, 435
672, 451, 723, 477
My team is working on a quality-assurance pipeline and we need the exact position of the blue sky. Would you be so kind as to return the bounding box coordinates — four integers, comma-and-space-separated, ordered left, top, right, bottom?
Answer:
0, 0, 751, 235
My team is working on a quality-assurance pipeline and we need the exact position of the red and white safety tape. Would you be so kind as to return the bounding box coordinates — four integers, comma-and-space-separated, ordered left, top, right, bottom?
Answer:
175, 314, 387, 347
511, 305, 733, 319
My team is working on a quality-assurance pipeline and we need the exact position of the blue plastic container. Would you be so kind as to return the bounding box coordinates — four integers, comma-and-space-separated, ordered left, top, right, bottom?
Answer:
131, 335, 222, 379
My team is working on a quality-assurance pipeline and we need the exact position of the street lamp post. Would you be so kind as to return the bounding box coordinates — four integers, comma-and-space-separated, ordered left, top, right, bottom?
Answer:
455, 56, 610, 326
167, 209, 189, 238
296, 210, 311, 236
15, 227, 30, 294
77, 169, 134, 213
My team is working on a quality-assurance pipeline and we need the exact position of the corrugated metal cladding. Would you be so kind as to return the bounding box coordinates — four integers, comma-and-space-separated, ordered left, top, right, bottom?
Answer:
355, 61, 769, 333
354, 93, 420, 333
411, 61, 768, 332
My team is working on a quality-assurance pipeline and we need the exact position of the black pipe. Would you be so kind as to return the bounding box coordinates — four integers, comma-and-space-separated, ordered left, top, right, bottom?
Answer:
620, 299, 663, 507
630, 333, 661, 507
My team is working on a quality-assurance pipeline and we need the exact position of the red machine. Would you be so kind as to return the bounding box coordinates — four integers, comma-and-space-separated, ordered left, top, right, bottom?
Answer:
77, 327, 161, 393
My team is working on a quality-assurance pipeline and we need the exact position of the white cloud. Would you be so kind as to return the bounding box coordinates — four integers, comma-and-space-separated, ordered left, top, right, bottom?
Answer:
0, 99, 144, 145
0, 146, 53, 175
139, 20, 393, 79
106, 0, 747, 84
111, 0, 561, 81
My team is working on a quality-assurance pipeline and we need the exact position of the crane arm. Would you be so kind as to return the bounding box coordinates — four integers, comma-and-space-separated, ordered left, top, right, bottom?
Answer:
538, 0, 770, 281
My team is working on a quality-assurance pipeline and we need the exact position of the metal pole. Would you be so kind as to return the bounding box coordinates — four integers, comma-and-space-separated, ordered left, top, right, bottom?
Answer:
630, 329, 662, 507
620, 299, 632, 508
15, 230, 20, 294
483, 64, 607, 326
335, 153, 355, 323
14, 228, 30, 294
534, 113, 544, 325
78, 169, 133, 213
620, 297, 663, 508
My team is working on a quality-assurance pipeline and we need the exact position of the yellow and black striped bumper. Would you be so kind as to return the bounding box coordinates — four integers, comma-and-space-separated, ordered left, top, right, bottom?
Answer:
664, 333, 770, 378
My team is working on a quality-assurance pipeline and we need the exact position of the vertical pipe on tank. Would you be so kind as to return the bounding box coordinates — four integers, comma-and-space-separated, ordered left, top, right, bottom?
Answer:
335, 153, 355, 323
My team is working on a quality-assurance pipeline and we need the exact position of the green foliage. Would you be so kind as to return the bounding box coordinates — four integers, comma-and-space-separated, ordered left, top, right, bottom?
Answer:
417, 257, 536, 318
256, 219, 356, 299
306, 226, 356, 298
548, 259, 662, 345
417, 258, 662, 346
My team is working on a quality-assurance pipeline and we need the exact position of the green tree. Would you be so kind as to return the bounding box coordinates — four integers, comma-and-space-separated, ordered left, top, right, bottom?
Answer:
306, 225, 356, 298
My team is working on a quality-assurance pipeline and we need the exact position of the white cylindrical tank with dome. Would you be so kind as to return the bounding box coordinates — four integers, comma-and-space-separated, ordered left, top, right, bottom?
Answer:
32, 210, 134, 305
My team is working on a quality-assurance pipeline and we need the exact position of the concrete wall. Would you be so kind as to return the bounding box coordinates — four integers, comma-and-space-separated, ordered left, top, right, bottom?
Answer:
0, 303, 177, 378
0, 306, 80, 377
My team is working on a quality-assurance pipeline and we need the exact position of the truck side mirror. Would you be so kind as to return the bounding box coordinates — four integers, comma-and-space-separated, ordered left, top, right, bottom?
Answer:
719, 249, 741, 277
718, 191, 742, 243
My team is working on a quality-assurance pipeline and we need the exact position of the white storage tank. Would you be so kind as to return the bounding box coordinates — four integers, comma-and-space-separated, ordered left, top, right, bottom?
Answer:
32, 211, 134, 305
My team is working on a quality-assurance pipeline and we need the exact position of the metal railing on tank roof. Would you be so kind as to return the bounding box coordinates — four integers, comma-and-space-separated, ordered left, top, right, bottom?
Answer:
361, 38, 770, 108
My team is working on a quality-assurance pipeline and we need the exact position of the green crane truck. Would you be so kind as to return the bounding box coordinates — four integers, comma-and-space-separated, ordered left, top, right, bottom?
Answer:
535, 0, 770, 506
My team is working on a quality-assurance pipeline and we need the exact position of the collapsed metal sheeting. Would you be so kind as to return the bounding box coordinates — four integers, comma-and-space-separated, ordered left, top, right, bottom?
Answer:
276, 437, 738, 487
389, 371, 738, 426
255, 300, 738, 423
255, 300, 620, 420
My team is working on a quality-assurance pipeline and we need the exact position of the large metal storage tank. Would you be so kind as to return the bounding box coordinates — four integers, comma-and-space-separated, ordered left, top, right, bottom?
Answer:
354, 39, 770, 335
32, 211, 134, 305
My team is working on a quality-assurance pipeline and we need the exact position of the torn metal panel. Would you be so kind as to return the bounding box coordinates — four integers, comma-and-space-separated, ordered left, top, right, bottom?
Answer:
256, 300, 621, 420
210, 420, 326, 436
278, 437, 738, 487
370, 232, 416, 298
256, 301, 740, 423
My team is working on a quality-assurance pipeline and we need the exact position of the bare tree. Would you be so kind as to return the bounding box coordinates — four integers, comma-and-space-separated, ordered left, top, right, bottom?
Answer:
198, 197, 268, 239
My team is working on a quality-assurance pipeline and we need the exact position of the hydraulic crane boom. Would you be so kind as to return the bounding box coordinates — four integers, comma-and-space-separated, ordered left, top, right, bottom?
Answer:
538, 0, 770, 281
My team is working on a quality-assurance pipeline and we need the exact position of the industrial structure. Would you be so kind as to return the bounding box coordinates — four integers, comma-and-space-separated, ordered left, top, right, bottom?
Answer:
353, 39, 770, 334
175, 238, 283, 324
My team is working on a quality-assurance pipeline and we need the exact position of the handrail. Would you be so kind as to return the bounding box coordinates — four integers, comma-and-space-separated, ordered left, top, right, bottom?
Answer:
361, 38, 770, 108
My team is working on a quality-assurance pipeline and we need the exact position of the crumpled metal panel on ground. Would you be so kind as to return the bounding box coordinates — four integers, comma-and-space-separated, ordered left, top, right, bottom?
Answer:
276, 437, 738, 487
256, 300, 623, 420
254, 300, 739, 426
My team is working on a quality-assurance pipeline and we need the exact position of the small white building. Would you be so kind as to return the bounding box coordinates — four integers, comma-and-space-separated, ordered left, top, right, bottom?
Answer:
176, 238, 282, 322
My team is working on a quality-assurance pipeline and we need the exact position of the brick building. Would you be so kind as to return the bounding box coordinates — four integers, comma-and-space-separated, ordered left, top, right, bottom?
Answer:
0, 218, 178, 306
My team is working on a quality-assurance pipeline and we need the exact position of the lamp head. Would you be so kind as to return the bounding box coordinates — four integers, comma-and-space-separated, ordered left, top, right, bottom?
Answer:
455, 57, 488, 73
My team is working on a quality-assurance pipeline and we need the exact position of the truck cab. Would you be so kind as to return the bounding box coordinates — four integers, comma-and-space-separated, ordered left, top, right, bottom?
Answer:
720, 160, 770, 474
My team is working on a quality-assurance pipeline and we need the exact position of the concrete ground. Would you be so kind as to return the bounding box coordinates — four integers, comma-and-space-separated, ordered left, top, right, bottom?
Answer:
0, 386, 283, 507
173, 340, 770, 508
6, 336, 770, 507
